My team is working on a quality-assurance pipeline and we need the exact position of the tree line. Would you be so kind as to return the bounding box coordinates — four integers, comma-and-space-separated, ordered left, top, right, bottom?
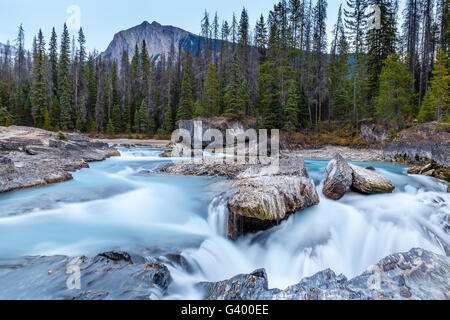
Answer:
0, 0, 448, 136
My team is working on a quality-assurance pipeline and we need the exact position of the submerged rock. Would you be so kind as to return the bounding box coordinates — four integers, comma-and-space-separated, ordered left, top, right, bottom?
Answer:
349, 164, 395, 194
199, 248, 450, 300
0, 126, 119, 193
323, 154, 353, 200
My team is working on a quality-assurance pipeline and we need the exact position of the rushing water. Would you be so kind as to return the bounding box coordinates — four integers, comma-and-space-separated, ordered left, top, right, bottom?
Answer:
0, 147, 448, 299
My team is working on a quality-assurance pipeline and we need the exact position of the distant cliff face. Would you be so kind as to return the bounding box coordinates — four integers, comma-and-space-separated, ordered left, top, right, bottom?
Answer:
102, 21, 217, 62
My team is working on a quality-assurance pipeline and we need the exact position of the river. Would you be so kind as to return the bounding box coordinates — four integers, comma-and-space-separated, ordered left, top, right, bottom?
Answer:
0, 147, 448, 299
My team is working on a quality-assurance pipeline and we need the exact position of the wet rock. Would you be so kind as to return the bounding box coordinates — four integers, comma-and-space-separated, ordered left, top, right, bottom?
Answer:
164, 161, 251, 179
228, 176, 319, 239
349, 164, 395, 194
199, 269, 273, 300
407, 162, 450, 182
237, 157, 308, 179
199, 248, 450, 300
0, 126, 120, 193
97, 251, 133, 263
0, 252, 172, 300
323, 154, 353, 200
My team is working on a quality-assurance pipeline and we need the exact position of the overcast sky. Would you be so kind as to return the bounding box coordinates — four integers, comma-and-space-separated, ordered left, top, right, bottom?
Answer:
0, 0, 404, 53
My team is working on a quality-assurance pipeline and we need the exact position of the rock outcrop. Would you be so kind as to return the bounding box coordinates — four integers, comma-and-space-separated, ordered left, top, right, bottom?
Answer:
0, 126, 119, 193
177, 117, 257, 148
0, 251, 172, 300
323, 154, 353, 200
383, 122, 449, 168
323, 154, 395, 199
199, 248, 450, 300
360, 120, 389, 144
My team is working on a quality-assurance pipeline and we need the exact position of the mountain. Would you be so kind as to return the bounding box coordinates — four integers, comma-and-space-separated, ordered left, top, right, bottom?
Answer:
102, 21, 219, 62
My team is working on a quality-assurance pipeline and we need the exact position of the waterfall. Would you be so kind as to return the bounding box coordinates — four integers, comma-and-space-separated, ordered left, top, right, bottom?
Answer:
207, 193, 229, 237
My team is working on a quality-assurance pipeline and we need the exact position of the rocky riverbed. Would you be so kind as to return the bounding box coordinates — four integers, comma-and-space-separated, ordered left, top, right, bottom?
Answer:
1, 248, 447, 300
0, 126, 120, 193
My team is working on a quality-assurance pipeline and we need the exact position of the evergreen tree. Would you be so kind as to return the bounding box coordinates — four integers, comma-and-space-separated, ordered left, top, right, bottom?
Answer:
224, 54, 244, 119
48, 28, 58, 96
376, 54, 413, 129
366, 0, 398, 102
199, 62, 219, 117
176, 64, 194, 120
419, 47, 449, 122
284, 82, 299, 132
31, 30, 50, 129
57, 23, 73, 130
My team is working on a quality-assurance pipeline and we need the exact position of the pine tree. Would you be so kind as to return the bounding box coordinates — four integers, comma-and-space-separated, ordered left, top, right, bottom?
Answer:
48, 28, 58, 96
376, 54, 413, 129
284, 82, 299, 132
419, 47, 449, 122
199, 62, 219, 117
137, 99, 149, 133
366, 0, 398, 101
164, 101, 175, 133
31, 30, 50, 129
58, 23, 73, 130
224, 54, 244, 119
176, 70, 194, 120
345, 0, 367, 126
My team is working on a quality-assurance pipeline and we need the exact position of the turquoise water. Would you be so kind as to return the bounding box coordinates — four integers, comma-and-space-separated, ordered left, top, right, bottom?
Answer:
0, 147, 448, 298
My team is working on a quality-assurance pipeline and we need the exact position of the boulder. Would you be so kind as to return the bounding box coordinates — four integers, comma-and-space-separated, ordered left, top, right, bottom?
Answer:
228, 158, 319, 239
199, 248, 450, 300
349, 164, 395, 194
322, 154, 353, 200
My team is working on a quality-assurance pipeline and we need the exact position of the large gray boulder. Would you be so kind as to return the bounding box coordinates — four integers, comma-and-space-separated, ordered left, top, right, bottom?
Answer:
323, 154, 353, 200
322, 154, 395, 199
228, 175, 319, 239
349, 164, 395, 194
199, 248, 450, 300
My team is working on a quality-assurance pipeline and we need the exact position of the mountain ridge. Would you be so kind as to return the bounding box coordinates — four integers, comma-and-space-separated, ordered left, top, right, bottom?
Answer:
102, 20, 219, 62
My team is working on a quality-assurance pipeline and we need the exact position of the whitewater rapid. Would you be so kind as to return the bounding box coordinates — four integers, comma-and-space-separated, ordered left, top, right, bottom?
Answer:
0, 147, 448, 299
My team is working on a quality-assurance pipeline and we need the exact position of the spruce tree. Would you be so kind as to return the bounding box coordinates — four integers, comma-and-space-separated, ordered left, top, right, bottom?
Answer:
284, 82, 299, 132
419, 47, 449, 122
223, 54, 244, 119
57, 23, 73, 130
31, 30, 50, 129
199, 62, 219, 117
176, 70, 194, 120
376, 54, 413, 129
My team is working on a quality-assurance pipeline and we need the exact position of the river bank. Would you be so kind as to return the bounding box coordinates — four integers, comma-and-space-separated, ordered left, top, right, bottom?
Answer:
0, 126, 120, 193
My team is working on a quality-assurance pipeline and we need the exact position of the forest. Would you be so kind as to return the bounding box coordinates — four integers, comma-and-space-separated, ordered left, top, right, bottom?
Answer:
0, 0, 448, 138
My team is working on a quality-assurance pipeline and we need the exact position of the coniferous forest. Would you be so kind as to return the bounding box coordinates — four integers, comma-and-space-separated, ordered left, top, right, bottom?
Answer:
0, 0, 448, 138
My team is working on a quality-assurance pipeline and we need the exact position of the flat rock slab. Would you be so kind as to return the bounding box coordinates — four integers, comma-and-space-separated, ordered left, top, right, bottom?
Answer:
0, 126, 119, 193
